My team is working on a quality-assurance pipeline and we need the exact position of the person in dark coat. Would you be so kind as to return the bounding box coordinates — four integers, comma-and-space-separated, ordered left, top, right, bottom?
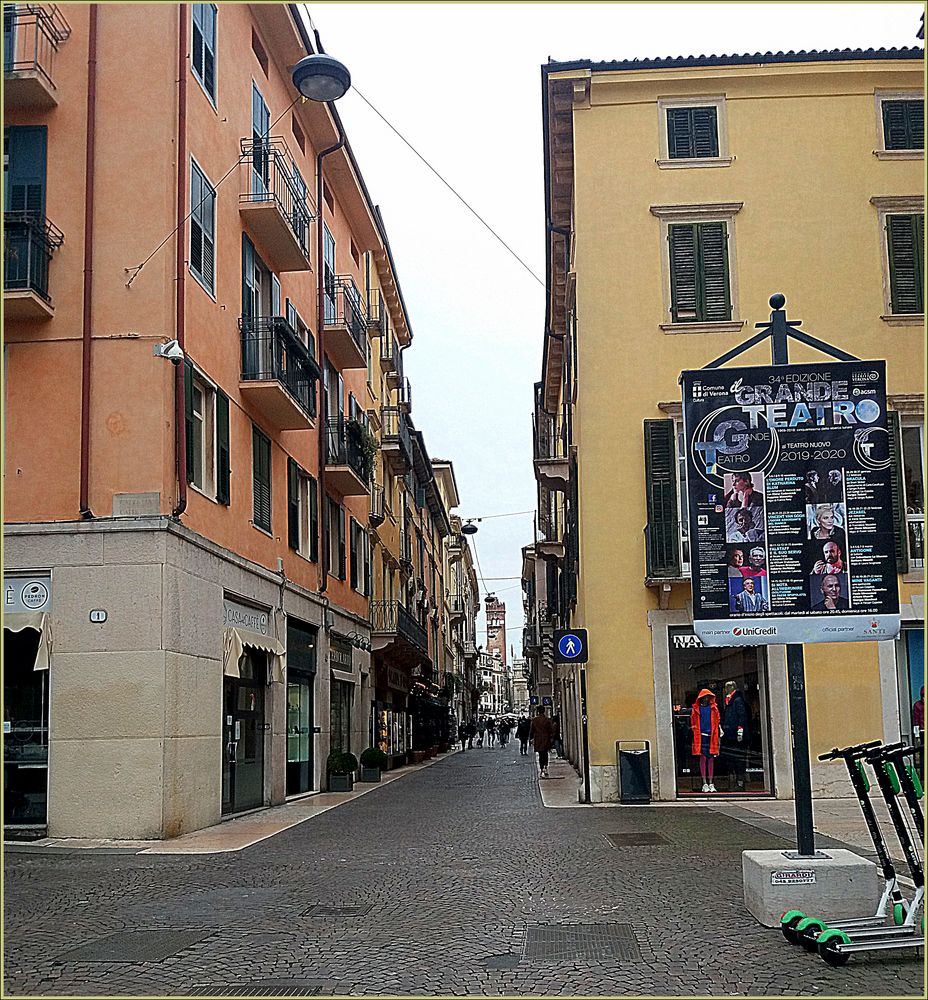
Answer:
529, 705, 555, 778
721, 680, 750, 791
516, 715, 531, 755
458, 721, 468, 752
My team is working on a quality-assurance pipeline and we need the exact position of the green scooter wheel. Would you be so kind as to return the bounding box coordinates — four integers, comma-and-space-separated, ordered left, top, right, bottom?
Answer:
780, 910, 805, 944
892, 902, 907, 926
796, 916, 827, 951
818, 928, 851, 967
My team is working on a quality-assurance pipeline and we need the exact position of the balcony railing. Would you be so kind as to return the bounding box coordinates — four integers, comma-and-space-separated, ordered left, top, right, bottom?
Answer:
326, 415, 372, 482
370, 600, 428, 656
239, 316, 318, 424
448, 591, 466, 619
3, 4, 70, 107
381, 405, 413, 472
396, 376, 412, 413
4, 211, 63, 312
239, 137, 313, 270
379, 331, 399, 372
399, 525, 413, 568
324, 276, 368, 369
370, 482, 385, 526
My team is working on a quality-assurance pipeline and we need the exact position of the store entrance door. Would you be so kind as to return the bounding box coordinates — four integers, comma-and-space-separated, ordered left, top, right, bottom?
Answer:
3, 628, 49, 827
222, 651, 266, 815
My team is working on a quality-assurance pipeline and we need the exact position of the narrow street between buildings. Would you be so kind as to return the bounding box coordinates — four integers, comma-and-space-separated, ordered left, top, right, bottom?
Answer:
3, 745, 923, 998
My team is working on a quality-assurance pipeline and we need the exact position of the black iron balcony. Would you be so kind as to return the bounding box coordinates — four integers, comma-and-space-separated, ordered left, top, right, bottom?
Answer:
523, 623, 540, 656
533, 409, 570, 490
326, 415, 373, 497
386, 338, 404, 388
399, 525, 413, 569
324, 275, 367, 370
239, 316, 318, 430
370, 599, 429, 666
536, 504, 565, 560
448, 591, 466, 621
4, 211, 63, 321
3, 4, 70, 109
239, 137, 312, 272
447, 533, 464, 559
396, 375, 412, 414
369, 482, 385, 527
379, 331, 399, 373
381, 405, 412, 473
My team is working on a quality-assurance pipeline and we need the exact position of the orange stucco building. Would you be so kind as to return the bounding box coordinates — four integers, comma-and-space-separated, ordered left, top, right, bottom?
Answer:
3, 3, 476, 839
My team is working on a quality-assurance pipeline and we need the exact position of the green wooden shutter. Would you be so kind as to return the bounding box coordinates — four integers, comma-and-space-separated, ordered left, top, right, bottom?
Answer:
887, 409, 909, 574
666, 108, 693, 159
202, 4, 215, 98
692, 107, 719, 158
216, 390, 230, 504
184, 360, 195, 484
669, 224, 698, 321
338, 505, 346, 580
5, 125, 47, 215
252, 427, 271, 532
349, 519, 359, 589
698, 222, 731, 321
882, 99, 923, 150
287, 458, 300, 550
644, 419, 681, 578
887, 214, 924, 314
308, 474, 318, 562
190, 162, 204, 283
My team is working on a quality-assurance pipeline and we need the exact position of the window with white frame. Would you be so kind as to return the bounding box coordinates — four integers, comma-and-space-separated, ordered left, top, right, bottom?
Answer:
190, 159, 215, 295
876, 93, 924, 154
189, 373, 215, 495
902, 422, 925, 569
191, 4, 216, 105
656, 96, 731, 168
871, 197, 924, 320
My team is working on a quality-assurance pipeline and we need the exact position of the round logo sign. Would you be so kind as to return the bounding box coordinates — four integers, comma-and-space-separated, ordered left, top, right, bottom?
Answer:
558, 634, 582, 658
21, 581, 49, 610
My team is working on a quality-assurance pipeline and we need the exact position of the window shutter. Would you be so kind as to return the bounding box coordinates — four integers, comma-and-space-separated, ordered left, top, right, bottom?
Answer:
887, 410, 909, 575
698, 222, 731, 321
202, 5, 215, 98
350, 519, 359, 589
669, 224, 698, 322
691, 106, 719, 158
190, 163, 203, 279
216, 390, 230, 504
272, 274, 281, 317
887, 214, 924, 315
308, 474, 319, 562
338, 506, 346, 580
242, 234, 256, 318
201, 173, 214, 291
252, 427, 271, 532
191, 5, 204, 80
288, 458, 300, 550
5, 126, 47, 215
666, 108, 693, 159
883, 99, 923, 150
909, 100, 925, 151
184, 360, 195, 484
644, 419, 681, 578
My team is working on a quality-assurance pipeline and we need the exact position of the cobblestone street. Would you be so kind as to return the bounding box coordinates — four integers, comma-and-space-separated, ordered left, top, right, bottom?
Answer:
3, 745, 924, 997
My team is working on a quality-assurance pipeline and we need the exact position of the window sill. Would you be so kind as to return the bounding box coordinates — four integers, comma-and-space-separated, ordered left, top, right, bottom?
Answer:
189, 482, 218, 504
189, 265, 217, 302
880, 313, 924, 326
902, 569, 924, 585
655, 156, 733, 169
660, 320, 746, 335
251, 522, 274, 540
873, 149, 923, 160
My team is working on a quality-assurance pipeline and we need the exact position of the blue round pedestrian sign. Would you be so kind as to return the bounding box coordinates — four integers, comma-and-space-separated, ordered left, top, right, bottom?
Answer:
558, 634, 582, 658
554, 628, 588, 663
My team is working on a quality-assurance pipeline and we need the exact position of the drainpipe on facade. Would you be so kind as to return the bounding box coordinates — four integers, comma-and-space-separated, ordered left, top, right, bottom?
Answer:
78, 5, 99, 518
172, 2, 188, 518
316, 129, 345, 593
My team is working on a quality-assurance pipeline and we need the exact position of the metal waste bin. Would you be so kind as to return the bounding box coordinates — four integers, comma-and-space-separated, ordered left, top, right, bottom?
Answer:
616, 740, 651, 803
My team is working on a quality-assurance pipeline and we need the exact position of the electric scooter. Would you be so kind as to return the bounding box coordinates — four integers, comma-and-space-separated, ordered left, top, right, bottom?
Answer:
878, 742, 924, 835
814, 743, 924, 966
781, 740, 905, 945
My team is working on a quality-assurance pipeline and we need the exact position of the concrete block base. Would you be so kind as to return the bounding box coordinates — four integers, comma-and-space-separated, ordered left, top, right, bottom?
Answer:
743, 849, 880, 927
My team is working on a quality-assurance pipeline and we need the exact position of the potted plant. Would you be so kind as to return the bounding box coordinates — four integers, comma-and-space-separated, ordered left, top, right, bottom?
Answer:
359, 747, 388, 782
327, 750, 358, 792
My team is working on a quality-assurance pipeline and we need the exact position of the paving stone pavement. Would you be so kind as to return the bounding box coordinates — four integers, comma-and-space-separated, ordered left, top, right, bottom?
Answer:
3, 744, 924, 997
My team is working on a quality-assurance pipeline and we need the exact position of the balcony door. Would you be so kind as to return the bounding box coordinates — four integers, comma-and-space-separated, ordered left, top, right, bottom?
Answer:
242, 234, 274, 378
251, 83, 270, 198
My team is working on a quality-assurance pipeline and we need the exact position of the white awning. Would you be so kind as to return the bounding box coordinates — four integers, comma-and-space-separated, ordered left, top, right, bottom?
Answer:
331, 668, 358, 686
3, 612, 51, 671
223, 626, 284, 682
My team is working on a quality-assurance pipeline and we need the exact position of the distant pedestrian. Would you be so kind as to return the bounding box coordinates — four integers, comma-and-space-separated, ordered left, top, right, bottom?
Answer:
529, 705, 554, 778
467, 720, 476, 749
551, 715, 563, 759
477, 718, 486, 747
516, 715, 530, 755
498, 720, 511, 747
486, 718, 497, 746
458, 722, 468, 751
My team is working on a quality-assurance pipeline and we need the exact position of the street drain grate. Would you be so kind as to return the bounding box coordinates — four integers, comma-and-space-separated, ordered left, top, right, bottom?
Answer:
190, 979, 326, 996
522, 923, 640, 963
605, 832, 670, 848
484, 953, 521, 969
56, 929, 211, 964
302, 903, 372, 917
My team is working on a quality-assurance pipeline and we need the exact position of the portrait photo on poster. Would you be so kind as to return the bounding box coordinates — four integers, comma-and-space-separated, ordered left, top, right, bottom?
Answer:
810, 572, 850, 611
723, 471, 765, 510
807, 502, 847, 551
803, 467, 846, 505
806, 536, 848, 577
729, 575, 769, 613
725, 506, 765, 544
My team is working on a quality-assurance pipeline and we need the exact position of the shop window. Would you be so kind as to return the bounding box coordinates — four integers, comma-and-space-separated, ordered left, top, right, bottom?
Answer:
3, 628, 49, 825
902, 422, 925, 568
330, 679, 353, 754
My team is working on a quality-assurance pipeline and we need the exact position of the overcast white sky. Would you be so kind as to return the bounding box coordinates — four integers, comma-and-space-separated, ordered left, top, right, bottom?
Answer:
306, 2, 923, 653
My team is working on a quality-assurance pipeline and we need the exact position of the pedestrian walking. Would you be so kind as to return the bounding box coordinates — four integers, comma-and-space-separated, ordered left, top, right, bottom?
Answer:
486, 718, 497, 746
476, 718, 486, 747
551, 715, 563, 759
466, 719, 476, 749
458, 721, 468, 752
529, 705, 554, 778
498, 720, 510, 747
516, 715, 530, 755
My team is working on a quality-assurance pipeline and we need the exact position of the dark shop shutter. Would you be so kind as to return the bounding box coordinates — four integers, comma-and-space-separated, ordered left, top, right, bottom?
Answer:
698, 222, 731, 321
669, 224, 698, 322
252, 427, 271, 532
184, 360, 195, 484
887, 214, 924, 315
644, 419, 681, 578
5, 125, 47, 215
216, 390, 230, 504
887, 409, 909, 575
308, 475, 319, 562
691, 107, 719, 158
288, 458, 300, 550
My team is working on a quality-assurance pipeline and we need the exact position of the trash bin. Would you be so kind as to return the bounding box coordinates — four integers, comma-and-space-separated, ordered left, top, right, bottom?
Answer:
616, 740, 651, 804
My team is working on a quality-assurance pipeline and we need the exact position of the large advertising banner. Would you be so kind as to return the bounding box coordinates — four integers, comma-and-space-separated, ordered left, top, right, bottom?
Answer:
681, 360, 900, 646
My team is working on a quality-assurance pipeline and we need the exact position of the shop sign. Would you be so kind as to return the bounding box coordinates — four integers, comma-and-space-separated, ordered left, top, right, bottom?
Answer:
771, 869, 816, 886
222, 598, 269, 635
4, 574, 52, 614
387, 666, 408, 693
672, 632, 703, 649
682, 361, 900, 646
330, 638, 352, 670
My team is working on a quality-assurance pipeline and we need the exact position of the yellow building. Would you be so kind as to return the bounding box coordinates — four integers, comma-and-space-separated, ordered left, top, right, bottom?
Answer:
527, 47, 924, 802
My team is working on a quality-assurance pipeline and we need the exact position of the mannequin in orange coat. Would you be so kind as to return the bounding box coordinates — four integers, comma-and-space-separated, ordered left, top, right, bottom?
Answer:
690, 688, 721, 793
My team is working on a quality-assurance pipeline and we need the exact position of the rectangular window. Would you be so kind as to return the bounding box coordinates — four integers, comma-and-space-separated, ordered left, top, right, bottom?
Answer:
191, 4, 216, 103
291, 114, 305, 154
902, 423, 925, 569
288, 458, 318, 559
251, 28, 268, 77
882, 98, 924, 151
886, 213, 925, 315
327, 498, 345, 579
669, 221, 731, 323
330, 679, 353, 754
350, 517, 360, 590
323, 224, 336, 323
184, 362, 227, 502
667, 106, 719, 159
190, 160, 215, 294
252, 426, 272, 532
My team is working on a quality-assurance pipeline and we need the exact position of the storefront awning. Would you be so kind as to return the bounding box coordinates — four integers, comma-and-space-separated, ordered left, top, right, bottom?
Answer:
223, 627, 284, 682
3, 612, 51, 671
331, 667, 357, 686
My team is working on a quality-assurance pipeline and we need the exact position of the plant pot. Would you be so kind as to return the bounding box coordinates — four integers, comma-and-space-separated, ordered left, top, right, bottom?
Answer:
359, 766, 381, 783
328, 773, 353, 792
410, 750, 426, 765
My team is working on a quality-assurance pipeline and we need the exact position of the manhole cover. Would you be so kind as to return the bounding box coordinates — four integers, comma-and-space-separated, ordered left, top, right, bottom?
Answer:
57, 929, 211, 963
523, 924, 640, 962
302, 903, 372, 917
605, 832, 670, 848
191, 979, 326, 996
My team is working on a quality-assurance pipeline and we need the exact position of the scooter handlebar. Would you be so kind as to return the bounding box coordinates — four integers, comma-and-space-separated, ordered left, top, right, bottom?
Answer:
818, 739, 882, 762
868, 741, 915, 759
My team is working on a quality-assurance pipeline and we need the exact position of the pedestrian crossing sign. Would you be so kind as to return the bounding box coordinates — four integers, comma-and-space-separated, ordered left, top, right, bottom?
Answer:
554, 628, 588, 664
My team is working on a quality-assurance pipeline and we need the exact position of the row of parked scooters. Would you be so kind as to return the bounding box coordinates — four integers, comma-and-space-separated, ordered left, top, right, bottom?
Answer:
779, 740, 923, 967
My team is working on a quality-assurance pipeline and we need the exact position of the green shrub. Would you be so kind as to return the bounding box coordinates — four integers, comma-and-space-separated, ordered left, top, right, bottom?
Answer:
327, 750, 359, 775
360, 747, 388, 770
